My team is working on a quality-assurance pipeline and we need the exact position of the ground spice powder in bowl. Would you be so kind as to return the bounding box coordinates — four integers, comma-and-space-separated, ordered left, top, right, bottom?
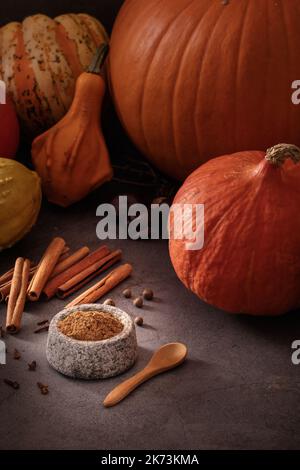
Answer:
58, 310, 124, 341
47, 304, 137, 379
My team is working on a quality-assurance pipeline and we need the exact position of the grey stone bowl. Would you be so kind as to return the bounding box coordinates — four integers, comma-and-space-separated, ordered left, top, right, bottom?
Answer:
46, 304, 138, 380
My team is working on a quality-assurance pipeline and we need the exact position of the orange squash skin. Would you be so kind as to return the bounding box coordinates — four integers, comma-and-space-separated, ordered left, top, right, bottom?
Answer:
31, 71, 113, 207
169, 148, 300, 316
110, 0, 300, 180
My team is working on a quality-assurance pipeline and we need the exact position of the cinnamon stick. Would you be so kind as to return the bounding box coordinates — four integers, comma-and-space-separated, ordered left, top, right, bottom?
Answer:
0, 262, 34, 288
6, 258, 23, 326
0, 267, 14, 286
0, 248, 88, 302
0, 246, 68, 288
62, 246, 70, 255
50, 246, 90, 278
66, 263, 133, 308
6, 258, 30, 334
1, 267, 36, 302
27, 237, 66, 301
57, 246, 71, 263
56, 249, 122, 299
42, 245, 110, 299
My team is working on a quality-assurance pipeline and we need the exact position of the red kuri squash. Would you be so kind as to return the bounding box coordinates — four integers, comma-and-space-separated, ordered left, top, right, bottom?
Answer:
0, 95, 19, 157
169, 144, 300, 316
110, 0, 300, 180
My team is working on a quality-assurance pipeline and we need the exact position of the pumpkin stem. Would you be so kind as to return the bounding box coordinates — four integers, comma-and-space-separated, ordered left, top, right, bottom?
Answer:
87, 43, 109, 75
265, 144, 300, 166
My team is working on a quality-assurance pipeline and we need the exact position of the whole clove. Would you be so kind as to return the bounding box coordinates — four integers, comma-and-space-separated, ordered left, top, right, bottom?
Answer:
4, 379, 19, 390
28, 361, 37, 371
13, 349, 21, 360
37, 382, 49, 395
37, 319, 49, 326
34, 325, 49, 334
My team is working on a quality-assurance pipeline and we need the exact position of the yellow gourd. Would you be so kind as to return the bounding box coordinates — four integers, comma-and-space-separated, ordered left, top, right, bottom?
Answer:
0, 158, 41, 250
31, 44, 113, 207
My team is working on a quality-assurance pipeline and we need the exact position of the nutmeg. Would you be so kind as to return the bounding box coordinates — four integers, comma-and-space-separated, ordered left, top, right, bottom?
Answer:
143, 288, 154, 301
134, 316, 144, 326
123, 288, 132, 299
104, 299, 115, 306
133, 296, 143, 308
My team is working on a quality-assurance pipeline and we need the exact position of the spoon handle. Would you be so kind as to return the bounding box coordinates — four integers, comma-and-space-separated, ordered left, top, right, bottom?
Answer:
103, 366, 157, 407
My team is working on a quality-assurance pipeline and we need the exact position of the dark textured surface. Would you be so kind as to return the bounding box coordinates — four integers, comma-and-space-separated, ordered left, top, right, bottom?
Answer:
1, 0, 300, 452
0, 194, 300, 450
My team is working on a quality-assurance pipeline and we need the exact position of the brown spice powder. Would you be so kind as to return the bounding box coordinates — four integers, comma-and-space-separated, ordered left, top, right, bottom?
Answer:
58, 310, 123, 341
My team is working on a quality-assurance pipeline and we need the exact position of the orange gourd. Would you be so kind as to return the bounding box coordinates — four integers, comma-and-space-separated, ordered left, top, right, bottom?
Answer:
169, 144, 300, 316
0, 13, 108, 134
31, 44, 113, 207
110, 0, 300, 180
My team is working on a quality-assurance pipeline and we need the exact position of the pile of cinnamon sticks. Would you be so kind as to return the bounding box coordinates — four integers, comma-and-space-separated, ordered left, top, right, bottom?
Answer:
0, 237, 132, 334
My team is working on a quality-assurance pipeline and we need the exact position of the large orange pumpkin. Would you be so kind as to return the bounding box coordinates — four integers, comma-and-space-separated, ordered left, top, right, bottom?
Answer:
169, 144, 300, 316
0, 13, 108, 134
110, 0, 300, 180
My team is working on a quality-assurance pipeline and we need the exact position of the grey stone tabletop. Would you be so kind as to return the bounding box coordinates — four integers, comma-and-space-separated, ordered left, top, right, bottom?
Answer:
0, 187, 300, 451
1, 0, 300, 452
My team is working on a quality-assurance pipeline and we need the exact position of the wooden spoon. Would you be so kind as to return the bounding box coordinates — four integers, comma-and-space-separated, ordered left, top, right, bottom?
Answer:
103, 342, 188, 407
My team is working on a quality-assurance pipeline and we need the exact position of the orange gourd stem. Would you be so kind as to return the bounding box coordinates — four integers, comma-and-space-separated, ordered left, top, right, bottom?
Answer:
67, 43, 109, 119
87, 43, 109, 75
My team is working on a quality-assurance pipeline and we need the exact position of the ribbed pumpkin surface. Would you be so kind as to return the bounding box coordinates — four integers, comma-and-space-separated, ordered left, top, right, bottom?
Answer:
110, 0, 300, 180
0, 13, 108, 134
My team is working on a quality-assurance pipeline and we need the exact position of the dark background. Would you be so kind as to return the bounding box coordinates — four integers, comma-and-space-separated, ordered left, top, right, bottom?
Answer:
0, 0, 125, 32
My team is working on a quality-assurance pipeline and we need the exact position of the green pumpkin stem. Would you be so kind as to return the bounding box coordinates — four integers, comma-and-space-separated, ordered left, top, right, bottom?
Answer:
265, 143, 300, 166
87, 43, 109, 75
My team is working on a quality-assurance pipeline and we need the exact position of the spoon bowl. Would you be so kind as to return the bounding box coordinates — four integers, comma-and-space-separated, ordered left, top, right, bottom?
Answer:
148, 342, 188, 371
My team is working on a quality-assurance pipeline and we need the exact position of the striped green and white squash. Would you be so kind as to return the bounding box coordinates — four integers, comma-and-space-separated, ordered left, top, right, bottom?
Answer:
0, 13, 108, 134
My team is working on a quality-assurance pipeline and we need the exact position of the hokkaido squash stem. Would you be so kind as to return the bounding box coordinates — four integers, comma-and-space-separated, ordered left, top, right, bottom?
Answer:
265, 143, 300, 166
87, 43, 109, 75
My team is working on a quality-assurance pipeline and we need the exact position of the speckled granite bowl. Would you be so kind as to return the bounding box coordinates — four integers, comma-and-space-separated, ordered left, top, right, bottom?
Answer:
46, 304, 138, 380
